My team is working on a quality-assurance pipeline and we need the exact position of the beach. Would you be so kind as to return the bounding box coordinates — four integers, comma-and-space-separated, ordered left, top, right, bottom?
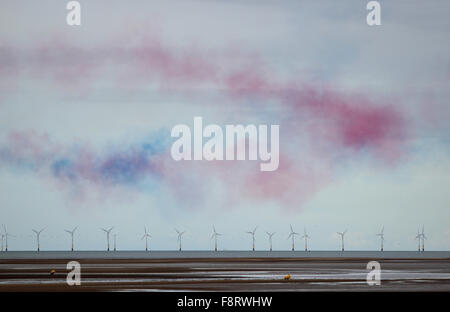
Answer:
0, 251, 449, 291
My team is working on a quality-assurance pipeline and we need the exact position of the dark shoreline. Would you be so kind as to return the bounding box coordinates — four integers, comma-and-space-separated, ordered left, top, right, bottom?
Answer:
1, 254, 450, 291
1, 250, 449, 260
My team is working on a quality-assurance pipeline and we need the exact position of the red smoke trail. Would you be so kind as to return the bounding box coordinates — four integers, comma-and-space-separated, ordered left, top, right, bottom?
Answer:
0, 35, 406, 155
0, 33, 410, 209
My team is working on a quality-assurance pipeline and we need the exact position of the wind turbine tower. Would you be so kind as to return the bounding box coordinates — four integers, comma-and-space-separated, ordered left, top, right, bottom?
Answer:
246, 226, 258, 251
101, 227, 114, 251
337, 230, 347, 251
113, 234, 117, 251
32, 228, 45, 252
415, 228, 421, 251
287, 225, 299, 251
265, 231, 275, 251
175, 229, 186, 251
376, 226, 385, 252
64, 226, 78, 251
421, 226, 426, 252
2, 225, 11, 252
302, 228, 310, 251
142, 227, 151, 251
211, 225, 222, 252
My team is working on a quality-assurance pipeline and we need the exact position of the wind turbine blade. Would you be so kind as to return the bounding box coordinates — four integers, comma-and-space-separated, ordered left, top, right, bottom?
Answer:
290, 224, 293, 232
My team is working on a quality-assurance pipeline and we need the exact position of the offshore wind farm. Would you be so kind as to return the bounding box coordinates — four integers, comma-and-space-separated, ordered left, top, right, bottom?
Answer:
0, 224, 449, 291
0, 223, 441, 253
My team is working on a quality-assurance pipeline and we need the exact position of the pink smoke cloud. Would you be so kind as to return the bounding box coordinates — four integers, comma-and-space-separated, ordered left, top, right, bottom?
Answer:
0, 32, 413, 210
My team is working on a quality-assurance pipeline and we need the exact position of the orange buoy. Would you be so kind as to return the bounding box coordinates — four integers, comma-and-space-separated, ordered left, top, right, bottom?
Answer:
50, 269, 56, 276
284, 274, 291, 280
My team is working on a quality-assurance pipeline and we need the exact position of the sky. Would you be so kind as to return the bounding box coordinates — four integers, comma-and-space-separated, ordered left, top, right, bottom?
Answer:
0, 0, 449, 251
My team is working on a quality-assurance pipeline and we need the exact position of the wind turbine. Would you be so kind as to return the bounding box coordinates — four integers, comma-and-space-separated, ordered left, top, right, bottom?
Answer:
337, 230, 347, 251
287, 225, 299, 251
142, 227, 151, 251
265, 231, 275, 251
101, 227, 114, 251
211, 225, 222, 252
2, 225, 12, 252
421, 225, 426, 252
64, 226, 78, 251
32, 228, 45, 252
302, 228, 310, 251
376, 226, 385, 251
415, 228, 422, 251
175, 229, 185, 251
0, 234, 4, 252
246, 226, 258, 251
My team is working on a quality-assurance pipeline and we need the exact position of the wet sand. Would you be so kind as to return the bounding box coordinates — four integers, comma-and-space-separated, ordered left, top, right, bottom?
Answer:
1, 254, 450, 291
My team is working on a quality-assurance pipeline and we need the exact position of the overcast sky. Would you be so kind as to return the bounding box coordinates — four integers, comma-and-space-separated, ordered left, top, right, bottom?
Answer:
0, 0, 449, 251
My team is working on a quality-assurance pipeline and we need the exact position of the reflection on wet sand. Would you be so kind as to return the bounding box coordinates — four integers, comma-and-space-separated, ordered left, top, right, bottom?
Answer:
0, 251, 449, 291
